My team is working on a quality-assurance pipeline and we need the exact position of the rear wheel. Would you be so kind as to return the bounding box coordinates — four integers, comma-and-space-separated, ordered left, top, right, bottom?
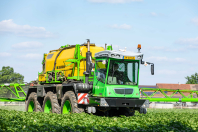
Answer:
61, 91, 84, 114
43, 92, 61, 114
25, 92, 42, 112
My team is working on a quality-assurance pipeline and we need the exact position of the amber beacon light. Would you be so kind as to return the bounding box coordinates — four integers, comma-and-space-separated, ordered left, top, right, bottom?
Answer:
137, 44, 141, 49
137, 44, 141, 53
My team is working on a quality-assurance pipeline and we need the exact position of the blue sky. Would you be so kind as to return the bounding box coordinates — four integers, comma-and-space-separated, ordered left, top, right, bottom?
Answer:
0, 0, 198, 85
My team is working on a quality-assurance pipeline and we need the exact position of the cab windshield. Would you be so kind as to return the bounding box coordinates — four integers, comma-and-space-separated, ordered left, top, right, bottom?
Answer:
107, 60, 138, 85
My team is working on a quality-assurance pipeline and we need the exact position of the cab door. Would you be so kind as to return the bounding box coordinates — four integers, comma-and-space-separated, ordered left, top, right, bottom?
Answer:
92, 59, 108, 96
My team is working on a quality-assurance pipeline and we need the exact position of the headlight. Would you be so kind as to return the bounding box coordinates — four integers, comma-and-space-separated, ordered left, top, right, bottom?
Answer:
111, 54, 115, 57
116, 54, 120, 57
137, 56, 141, 59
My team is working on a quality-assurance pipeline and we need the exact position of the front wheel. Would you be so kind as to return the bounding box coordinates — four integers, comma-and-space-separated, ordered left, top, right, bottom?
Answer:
42, 92, 61, 114
139, 107, 147, 114
120, 107, 135, 116
25, 92, 42, 112
61, 91, 84, 114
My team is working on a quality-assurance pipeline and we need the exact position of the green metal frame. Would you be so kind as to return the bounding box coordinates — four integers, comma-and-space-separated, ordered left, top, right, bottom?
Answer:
44, 70, 65, 83
65, 44, 85, 80
140, 88, 198, 102
0, 83, 26, 102
65, 44, 95, 81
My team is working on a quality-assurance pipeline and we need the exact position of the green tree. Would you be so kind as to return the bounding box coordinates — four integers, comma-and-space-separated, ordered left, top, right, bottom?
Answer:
185, 73, 198, 84
0, 66, 24, 84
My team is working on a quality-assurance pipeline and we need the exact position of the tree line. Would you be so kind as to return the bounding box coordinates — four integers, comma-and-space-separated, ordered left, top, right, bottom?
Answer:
0, 66, 24, 85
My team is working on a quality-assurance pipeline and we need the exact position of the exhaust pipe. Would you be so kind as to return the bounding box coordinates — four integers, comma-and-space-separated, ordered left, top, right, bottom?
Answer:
84, 39, 92, 84
87, 39, 90, 52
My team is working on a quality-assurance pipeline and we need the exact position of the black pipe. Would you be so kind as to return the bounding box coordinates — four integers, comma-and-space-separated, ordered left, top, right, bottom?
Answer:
53, 45, 76, 71
83, 39, 92, 84
75, 83, 93, 92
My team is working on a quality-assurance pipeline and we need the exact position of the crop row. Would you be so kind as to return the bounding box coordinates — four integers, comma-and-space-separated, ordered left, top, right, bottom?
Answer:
0, 109, 198, 132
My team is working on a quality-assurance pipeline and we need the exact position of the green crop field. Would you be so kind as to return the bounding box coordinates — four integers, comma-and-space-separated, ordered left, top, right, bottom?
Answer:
0, 108, 198, 132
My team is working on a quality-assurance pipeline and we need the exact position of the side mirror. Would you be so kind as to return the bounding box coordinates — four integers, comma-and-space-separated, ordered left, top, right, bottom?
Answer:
151, 64, 154, 75
141, 60, 144, 64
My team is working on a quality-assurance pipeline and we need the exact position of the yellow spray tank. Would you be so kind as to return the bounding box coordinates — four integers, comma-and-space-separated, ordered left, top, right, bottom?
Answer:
38, 40, 104, 84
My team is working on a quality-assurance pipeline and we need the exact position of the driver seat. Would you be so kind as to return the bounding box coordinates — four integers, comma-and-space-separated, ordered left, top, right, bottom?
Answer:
107, 76, 117, 84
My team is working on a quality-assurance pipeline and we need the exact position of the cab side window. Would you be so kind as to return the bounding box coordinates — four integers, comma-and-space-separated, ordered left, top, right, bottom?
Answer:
95, 60, 107, 83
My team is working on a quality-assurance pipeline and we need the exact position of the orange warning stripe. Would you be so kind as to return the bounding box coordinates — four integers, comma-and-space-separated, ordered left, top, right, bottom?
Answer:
78, 93, 87, 103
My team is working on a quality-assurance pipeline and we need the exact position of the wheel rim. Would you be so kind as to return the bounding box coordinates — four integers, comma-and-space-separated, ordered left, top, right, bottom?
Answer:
28, 101, 34, 112
62, 100, 71, 114
44, 100, 52, 113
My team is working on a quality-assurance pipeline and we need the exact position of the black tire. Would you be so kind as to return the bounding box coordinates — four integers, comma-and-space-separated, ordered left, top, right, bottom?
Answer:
25, 92, 42, 112
138, 107, 147, 114
61, 91, 84, 114
42, 91, 61, 114
143, 108, 147, 114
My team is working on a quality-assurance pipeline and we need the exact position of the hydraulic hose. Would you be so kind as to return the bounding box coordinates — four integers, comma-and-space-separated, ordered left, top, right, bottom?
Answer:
52, 45, 76, 71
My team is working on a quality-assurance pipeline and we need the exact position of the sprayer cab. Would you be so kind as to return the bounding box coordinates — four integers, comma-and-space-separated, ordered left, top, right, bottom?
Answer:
94, 50, 144, 88
89, 45, 152, 110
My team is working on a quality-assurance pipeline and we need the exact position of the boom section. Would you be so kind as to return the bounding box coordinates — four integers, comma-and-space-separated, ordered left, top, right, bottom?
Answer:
140, 88, 198, 102
0, 83, 27, 102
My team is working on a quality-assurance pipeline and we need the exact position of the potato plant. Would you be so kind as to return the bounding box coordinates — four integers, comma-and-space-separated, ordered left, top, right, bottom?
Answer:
0, 109, 198, 132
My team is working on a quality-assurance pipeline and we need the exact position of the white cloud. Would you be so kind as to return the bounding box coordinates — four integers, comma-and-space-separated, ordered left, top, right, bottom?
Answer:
157, 70, 177, 75
176, 37, 198, 45
176, 37, 198, 49
156, 69, 188, 75
12, 41, 43, 49
148, 56, 168, 61
147, 46, 185, 52
110, 24, 132, 29
192, 17, 198, 25
19, 53, 42, 59
147, 56, 186, 62
151, 12, 157, 16
174, 58, 186, 62
152, 46, 165, 50
0, 52, 11, 57
0, 19, 55, 38
188, 44, 198, 49
88, 0, 143, 3
165, 48, 185, 52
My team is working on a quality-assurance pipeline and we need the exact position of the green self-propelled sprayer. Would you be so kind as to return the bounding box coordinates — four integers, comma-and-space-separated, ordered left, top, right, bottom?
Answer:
2, 40, 155, 116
